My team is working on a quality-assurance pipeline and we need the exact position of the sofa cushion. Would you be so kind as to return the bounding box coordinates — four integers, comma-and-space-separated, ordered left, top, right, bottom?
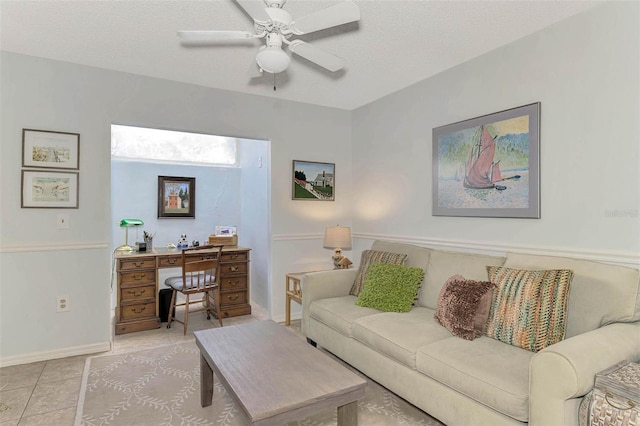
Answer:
352, 307, 452, 368
420, 250, 505, 309
416, 335, 534, 422
309, 295, 380, 337
350, 250, 408, 296
355, 263, 425, 312
371, 240, 432, 272
486, 266, 573, 352
434, 275, 495, 340
504, 253, 640, 338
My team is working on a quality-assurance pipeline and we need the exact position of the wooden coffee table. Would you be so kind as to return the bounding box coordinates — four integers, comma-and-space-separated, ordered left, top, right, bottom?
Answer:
194, 320, 366, 425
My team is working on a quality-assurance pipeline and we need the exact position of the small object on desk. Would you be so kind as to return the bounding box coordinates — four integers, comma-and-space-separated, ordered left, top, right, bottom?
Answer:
166, 243, 177, 249
135, 241, 147, 252
177, 234, 188, 249
192, 240, 199, 247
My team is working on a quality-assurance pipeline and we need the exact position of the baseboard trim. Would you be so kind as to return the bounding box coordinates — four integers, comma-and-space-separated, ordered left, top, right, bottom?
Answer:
354, 233, 640, 268
0, 341, 112, 367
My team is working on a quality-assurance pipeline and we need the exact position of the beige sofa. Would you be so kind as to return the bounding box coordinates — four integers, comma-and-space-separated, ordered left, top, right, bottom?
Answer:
301, 240, 640, 426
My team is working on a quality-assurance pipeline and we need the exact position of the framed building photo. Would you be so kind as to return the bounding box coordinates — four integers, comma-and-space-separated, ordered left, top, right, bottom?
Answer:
158, 176, 195, 218
292, 160, 335, 201
22, 129, 80, 170
432, 103, 540, 218
21, 170, 79, 208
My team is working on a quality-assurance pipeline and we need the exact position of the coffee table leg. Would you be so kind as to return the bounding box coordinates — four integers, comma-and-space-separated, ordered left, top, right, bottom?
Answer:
337, 401, 358, 426
200, 353, 214, 407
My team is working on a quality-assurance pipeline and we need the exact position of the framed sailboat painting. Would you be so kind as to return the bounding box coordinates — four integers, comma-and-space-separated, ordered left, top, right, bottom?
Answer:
432, 103, 540, 218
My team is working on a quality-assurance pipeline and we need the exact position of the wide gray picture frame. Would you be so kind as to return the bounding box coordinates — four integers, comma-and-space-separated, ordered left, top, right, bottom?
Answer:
432, 103, 540, 218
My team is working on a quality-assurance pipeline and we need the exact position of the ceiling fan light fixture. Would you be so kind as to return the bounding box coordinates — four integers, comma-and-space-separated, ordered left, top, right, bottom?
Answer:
256, 46, 290, 73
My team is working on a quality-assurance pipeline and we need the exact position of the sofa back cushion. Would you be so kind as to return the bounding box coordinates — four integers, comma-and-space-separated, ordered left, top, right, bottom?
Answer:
371, 241, 432, 271
420, 250, 505, 309
504, 253, 640, 338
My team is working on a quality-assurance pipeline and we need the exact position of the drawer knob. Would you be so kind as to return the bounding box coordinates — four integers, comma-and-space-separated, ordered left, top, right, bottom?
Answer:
227, 280, 239, 287
128, 289, 146, 297
131, 306, 146, 314
132, 273, 146, 280
227, 294, 240, 301
167, 259, 178, 265
133, 261, 144, 268
231, 254, 238, 259
228, 266, 239, 272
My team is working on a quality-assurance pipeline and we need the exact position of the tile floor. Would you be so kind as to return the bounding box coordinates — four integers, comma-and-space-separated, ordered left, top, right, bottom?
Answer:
0, 303, 277, 425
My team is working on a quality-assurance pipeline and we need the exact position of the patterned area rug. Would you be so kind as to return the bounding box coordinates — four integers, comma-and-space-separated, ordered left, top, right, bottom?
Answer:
76, 341, 443, 426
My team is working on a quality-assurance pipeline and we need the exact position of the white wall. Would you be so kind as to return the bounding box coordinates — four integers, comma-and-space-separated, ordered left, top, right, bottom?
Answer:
0, 52, 352, 364
351, 1, 639, 265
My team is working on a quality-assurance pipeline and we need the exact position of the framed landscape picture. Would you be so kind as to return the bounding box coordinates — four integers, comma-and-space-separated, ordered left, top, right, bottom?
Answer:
22, 129, 80, 170
432, 103, 540, 218
158, 176, 195, 218
292, 160, 335, 201
21, 170, 79, 208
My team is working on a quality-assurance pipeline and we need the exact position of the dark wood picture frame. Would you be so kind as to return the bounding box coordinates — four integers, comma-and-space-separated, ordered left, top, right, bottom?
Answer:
21, 170, 79, 208
158, 176, 195, 218
22, 128, 80, 170
292, 160, 335, 201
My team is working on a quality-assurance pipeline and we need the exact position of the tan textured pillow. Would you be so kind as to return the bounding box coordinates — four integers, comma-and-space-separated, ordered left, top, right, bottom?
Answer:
434, 275, 495, 340
486, 266, 573, 352
350, 250, 408, 296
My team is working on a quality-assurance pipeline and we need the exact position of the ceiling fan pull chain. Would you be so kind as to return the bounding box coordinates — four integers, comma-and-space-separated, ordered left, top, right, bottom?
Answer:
273, 73, 277, 91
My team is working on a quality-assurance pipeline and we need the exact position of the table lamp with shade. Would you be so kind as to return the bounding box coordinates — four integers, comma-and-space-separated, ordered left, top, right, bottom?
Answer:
116, 218, 144, 252
323, 225, 352, 269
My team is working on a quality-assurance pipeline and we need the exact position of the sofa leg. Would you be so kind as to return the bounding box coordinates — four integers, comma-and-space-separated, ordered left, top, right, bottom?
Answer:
306, 338, 317, 347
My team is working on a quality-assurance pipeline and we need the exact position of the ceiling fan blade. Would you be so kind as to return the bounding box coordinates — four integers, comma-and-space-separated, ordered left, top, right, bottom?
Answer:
177, 30, 254, 42
234, 0, 270, 23
289, 1, 360, 35
289, 40, 345, 72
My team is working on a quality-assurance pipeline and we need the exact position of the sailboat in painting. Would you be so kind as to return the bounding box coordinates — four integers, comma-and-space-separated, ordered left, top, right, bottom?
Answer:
464, 126, 519, 190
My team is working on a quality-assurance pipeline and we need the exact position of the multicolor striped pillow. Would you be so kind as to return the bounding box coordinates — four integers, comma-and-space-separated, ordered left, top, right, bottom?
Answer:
486, 266, 574, 352
350, 250, 408, 296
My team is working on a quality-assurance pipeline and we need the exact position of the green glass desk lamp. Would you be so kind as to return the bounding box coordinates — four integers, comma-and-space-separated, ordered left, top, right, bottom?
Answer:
116, 218, 144, 252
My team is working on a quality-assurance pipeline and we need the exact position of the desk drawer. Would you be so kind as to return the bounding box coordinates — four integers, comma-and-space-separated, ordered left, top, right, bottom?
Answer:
120, 271, 154, 285
119, 258, 155, 271
221, 263, 247, 275
158, 255, 181, 268
121, 284, 155, 302
220, 276, 247, 292
221, 251, 248, 262
120, 302, 155, 321
220, 291, 247, 306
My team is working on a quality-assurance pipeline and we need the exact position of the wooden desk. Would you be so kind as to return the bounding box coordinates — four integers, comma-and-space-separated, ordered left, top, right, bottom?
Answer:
115, 246, 251, 335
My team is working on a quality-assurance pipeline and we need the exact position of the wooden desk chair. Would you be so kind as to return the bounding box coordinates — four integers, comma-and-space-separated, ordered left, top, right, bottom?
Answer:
166, 245, 224, 335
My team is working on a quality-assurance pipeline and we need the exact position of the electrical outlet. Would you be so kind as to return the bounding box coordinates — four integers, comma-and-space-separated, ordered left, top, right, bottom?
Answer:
57, 295, 70, 312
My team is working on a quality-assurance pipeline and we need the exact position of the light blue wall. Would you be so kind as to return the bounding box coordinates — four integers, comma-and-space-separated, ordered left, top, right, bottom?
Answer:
111, 160, 241, 250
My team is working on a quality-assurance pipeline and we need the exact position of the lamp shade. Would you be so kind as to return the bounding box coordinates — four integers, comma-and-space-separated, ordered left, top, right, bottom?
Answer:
120, 218, 144, 227
323, 226, 352, 250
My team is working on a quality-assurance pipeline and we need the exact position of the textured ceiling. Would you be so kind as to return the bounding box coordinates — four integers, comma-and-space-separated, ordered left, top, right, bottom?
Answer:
1, 0, 600, 110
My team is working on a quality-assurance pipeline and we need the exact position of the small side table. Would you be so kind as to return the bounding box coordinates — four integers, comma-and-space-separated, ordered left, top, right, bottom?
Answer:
285, 272, 309, 326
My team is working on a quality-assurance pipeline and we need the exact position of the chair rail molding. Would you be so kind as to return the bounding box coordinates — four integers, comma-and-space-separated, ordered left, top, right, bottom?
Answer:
0, 242, 110, 253
354, 233, 640, 268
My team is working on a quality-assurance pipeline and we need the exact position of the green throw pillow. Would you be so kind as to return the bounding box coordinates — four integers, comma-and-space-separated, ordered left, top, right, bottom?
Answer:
356, 262, 425, 312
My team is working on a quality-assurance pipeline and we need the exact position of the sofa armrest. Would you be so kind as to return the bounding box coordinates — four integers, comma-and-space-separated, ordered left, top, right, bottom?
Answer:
301, 269, 357, 337
529, 321, 640, 426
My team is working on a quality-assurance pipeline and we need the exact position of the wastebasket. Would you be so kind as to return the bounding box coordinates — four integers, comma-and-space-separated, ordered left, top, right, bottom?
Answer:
158, 288, 174, 322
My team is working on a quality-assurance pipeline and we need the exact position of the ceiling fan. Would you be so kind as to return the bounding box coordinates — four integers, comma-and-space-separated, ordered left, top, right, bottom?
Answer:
177, 0, 360, 75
